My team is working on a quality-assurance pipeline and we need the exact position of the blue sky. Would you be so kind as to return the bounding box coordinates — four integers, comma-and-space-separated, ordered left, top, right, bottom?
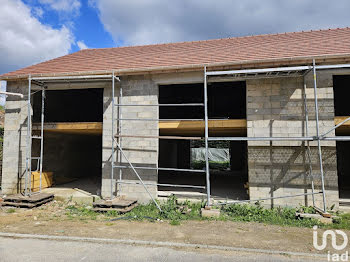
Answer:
21, 0, 115, 52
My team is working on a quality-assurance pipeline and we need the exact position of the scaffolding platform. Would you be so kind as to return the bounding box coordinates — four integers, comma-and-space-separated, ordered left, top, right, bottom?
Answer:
1, 193, 54, 208
92, 197, 138, 213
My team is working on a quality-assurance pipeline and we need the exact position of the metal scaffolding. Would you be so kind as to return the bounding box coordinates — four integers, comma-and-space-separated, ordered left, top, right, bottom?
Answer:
17, 60, 350, 213
109, 61, 350, 212
204, 61, 350, 212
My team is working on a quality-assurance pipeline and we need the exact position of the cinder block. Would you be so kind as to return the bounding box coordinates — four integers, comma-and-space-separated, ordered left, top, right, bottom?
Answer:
201, 208, 221, 218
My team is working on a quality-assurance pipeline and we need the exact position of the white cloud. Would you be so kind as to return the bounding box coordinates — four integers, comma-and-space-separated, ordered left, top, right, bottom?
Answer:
92, 0, 350, 46
77, 40, 88, 50
38, 0, 81, 14
33, 6, 44, 18
0, 0, 74, 74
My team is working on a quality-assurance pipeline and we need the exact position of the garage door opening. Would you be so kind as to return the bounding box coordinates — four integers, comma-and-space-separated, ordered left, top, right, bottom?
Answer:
158, 82, 248, 201
32, 88, 103, 196
334, 75, 350, 202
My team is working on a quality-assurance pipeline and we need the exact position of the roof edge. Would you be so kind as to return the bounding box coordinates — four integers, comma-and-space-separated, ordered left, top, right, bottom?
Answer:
2, 53, 350, 81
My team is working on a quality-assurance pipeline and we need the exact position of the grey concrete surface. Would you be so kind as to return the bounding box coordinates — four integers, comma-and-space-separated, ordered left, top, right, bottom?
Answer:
0, 237, 322, 262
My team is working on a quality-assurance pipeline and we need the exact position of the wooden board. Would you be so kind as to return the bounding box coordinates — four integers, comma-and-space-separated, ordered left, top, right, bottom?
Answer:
159, 119, 247, 136
31, 172, 53, 192
2, 193, 54, 208
334, 116, 350, 135
32, 119, 247, 136
32, 122, 102, 135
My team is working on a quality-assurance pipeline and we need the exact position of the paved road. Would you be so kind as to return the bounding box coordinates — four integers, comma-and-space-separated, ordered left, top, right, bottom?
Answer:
0, 237, 322, 262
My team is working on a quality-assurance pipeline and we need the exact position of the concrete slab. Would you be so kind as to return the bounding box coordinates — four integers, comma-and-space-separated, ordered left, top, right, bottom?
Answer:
42, 188, 99, 205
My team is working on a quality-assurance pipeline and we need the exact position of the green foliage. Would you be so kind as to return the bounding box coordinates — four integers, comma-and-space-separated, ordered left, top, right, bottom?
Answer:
65, 205, 97, 220
221, 202, 321, 228
63, 196, 350, 229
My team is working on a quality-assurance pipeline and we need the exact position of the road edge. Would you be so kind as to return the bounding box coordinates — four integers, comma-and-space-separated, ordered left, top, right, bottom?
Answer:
0, 232, 326, 259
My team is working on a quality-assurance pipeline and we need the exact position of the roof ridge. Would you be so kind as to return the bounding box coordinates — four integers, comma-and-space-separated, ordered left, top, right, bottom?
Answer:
82, 27, 350, 51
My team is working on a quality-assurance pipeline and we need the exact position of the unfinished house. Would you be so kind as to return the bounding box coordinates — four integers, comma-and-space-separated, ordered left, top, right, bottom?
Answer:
2, 28, 350, 211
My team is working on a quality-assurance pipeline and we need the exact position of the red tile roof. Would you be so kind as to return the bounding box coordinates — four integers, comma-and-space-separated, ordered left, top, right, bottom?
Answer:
2, 28, 350, 79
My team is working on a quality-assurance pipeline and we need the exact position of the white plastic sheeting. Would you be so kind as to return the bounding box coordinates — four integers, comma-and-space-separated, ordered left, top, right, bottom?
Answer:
191, 148, 230, 162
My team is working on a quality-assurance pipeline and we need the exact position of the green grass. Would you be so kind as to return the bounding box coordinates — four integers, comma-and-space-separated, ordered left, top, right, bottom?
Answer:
6, 208, 16, 213
63, 196, 350, 229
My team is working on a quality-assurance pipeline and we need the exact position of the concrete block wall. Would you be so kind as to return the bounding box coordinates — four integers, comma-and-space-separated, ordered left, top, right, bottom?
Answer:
1, 81, 29, 194
247, 74, 338, 208
102, 76, 158, 203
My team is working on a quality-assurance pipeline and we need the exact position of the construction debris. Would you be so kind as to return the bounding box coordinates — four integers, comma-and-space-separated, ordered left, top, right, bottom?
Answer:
201, 207, 220, 218
296, 212, 333, 224
1, 193, 54, 208
92, 197, 138, 213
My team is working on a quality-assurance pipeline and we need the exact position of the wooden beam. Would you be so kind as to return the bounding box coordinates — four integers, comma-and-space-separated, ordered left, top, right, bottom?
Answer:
159, 119, 247, 136
32, 119, 247, 136
334, 116, 350, 135
32, 122, 102, 135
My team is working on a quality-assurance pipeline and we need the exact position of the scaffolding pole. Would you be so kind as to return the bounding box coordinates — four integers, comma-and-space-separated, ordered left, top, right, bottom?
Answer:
111, 71, 115, 199
303, 75, 315, 207
204, 66, 211, 206
118, 80, 123, 197
39, 88, 45, 192
312, 59, 327, 212
24, 76, 32, 196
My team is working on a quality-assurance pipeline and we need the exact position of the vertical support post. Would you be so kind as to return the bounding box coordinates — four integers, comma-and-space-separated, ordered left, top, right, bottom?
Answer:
118, 82, 123, 196
303, 76, 315, 207
39, 88, 45, 192
111, 71, 115, 199
312, 59, 327, 212
25, 75, 32, 196
204, 66, 211, 206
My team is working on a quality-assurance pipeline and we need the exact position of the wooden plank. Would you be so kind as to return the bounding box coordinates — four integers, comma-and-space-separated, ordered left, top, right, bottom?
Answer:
31, 172, 53, 192
32, 122, 102, 135
32, 119, 247, 136
314, 206, 332, 218
2, 195, 54, 208
159, 119, 247, 136
334, 116, 350, 126
333, 116, 350, 135
3, 193, 54, 203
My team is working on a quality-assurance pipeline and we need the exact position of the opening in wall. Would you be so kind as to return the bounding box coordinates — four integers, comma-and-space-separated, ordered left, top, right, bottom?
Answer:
334, 75, 350, 203
157, 81, 248, 200
31, 88, 103, 195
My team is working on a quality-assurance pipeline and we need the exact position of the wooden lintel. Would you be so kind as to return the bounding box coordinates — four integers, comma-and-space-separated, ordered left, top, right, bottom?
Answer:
32, 119, 247, 136
334, 116, 350, 135
159, 119, 247, 136
32, 122, 102, 135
